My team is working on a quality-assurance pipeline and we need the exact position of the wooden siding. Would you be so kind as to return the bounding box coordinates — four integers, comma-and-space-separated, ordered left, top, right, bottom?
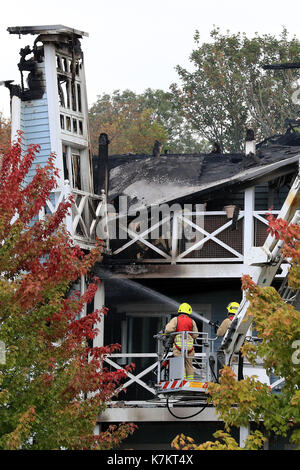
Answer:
20, 62, 52, 182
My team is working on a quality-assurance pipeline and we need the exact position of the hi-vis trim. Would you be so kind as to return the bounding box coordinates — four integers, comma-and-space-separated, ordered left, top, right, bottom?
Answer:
161, 380, 208, 390
190, 381, 209, 388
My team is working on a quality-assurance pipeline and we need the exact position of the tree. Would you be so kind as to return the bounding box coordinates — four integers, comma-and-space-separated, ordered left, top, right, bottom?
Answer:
89, 90, 168, 155
171, 28, 300, 152
140, 88, 210, 153
172, 213, 300, 450
88, 89, 208, 155
0, 135, 136, 450
0, 113, 11, 154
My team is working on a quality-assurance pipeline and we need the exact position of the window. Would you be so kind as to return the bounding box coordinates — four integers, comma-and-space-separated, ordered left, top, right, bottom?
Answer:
72, 118, 77, 134
72, 153, 81, 190
77, 84, 82, 112
57, 76, 70, 109
71, 82, 77, 112
62, 145, 69, 181
66, 116, 71, 132
56, 55, 61, 71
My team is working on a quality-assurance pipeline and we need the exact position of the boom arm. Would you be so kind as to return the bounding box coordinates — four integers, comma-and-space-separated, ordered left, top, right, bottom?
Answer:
221, 161, 300, 364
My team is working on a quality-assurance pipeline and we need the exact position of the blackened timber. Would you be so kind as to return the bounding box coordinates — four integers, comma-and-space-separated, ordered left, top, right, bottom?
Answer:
94, 263, 282, 280
97, 133, 109, 196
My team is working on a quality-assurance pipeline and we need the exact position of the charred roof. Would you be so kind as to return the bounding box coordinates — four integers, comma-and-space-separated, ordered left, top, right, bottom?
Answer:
93, 144, 300, 215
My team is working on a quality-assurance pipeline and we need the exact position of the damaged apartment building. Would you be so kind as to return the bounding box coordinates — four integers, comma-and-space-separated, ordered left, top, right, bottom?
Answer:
3, 25, 300, 450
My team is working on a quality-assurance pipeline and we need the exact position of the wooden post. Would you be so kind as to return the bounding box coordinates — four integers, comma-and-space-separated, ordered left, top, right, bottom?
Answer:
243, 187, 255, 261
93, 281, 105, 348
239, 425, 250, 448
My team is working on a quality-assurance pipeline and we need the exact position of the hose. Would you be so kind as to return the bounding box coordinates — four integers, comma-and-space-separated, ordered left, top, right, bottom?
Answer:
209, 356, 218, 383
166, 396, 208, 419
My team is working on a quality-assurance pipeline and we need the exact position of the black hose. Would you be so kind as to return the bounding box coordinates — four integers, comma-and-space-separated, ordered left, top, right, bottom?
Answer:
209, 356, 218, 383
166, 396, 208, 419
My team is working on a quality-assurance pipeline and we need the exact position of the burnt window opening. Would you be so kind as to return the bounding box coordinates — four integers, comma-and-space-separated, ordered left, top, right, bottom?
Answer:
72, 118, 77, 133
66, 116, 71, 132
56, 53, 83, 114
62, 57, 68, 73
57, 79, 64, 107
72, 153, 81, 190
75, 59, 82, 76
56, 55, 62, 71
71, 82, 77, 112
57, 76, 70, 109
62, 145, 69, 181
77, 84, 82, 112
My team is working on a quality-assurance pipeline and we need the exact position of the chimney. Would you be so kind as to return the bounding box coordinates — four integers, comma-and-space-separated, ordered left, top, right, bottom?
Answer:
153, 140, 162, 157
245, 129, 256, 156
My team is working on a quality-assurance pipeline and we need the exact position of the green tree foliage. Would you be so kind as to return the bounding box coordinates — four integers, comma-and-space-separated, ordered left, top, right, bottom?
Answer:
0, 136, 136, 449
89, 90, 167, 155
139, 88, 209, 153
89, 89, 208, 155
172, 429, 266, 451
171, 28, 300, 152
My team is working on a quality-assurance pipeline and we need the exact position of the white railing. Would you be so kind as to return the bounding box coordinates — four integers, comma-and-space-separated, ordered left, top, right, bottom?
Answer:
38, 180, 106, 249
110, 210, 280, 264
71, 188, 105, 248
104, 351, 210, 397
105, 353, 158, 396
38, 189, 280, 260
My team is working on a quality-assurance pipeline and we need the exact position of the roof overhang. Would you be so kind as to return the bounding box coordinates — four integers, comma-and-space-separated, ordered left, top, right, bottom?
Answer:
7, 25, 88, 38
188, 153, 300, 199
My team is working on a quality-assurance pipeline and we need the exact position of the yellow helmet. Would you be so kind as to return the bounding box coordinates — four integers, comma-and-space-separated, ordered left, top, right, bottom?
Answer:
178, 303, 192, 315
227, 301, 240, 315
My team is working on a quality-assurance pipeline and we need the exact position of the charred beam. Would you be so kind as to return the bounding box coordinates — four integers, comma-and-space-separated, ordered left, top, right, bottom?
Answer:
98, 133, 110, 197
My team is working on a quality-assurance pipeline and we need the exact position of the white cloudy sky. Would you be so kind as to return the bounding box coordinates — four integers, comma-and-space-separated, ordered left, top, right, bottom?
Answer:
0, 0, 300, 117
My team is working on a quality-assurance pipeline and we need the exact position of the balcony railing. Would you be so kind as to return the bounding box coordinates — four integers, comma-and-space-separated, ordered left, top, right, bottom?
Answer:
38, 181, 106, 249
38, 186, 279, 260
108, 210, 279, 264
104, 332, 217, 402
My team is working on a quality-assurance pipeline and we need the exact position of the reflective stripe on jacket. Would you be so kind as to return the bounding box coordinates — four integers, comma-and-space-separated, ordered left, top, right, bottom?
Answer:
174, 314, 194, 353
174, 332, 194, 353
164, 315, 198, 353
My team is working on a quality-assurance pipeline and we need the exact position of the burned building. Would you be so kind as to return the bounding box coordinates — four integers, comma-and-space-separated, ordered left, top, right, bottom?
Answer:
4, 25, 300, 450
92, 134, 300, 449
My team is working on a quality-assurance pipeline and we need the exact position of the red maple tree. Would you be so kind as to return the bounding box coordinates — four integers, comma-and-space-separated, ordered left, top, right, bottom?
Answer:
0, 134, 136, 449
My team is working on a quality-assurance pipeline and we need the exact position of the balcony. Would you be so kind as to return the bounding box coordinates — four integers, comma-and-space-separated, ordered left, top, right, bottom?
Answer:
107, 209, 279, 265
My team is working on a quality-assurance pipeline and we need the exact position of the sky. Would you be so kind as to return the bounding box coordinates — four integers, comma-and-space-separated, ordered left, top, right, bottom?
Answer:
0, 0, 300, 117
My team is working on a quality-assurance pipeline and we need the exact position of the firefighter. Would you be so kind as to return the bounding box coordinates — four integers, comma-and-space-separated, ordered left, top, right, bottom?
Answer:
216, 301, 240, 380
217, 301, 240, 337
164, 303, 198, 380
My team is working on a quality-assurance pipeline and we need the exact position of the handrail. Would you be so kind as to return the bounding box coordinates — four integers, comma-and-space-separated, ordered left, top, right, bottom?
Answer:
109, 209, 278, 263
